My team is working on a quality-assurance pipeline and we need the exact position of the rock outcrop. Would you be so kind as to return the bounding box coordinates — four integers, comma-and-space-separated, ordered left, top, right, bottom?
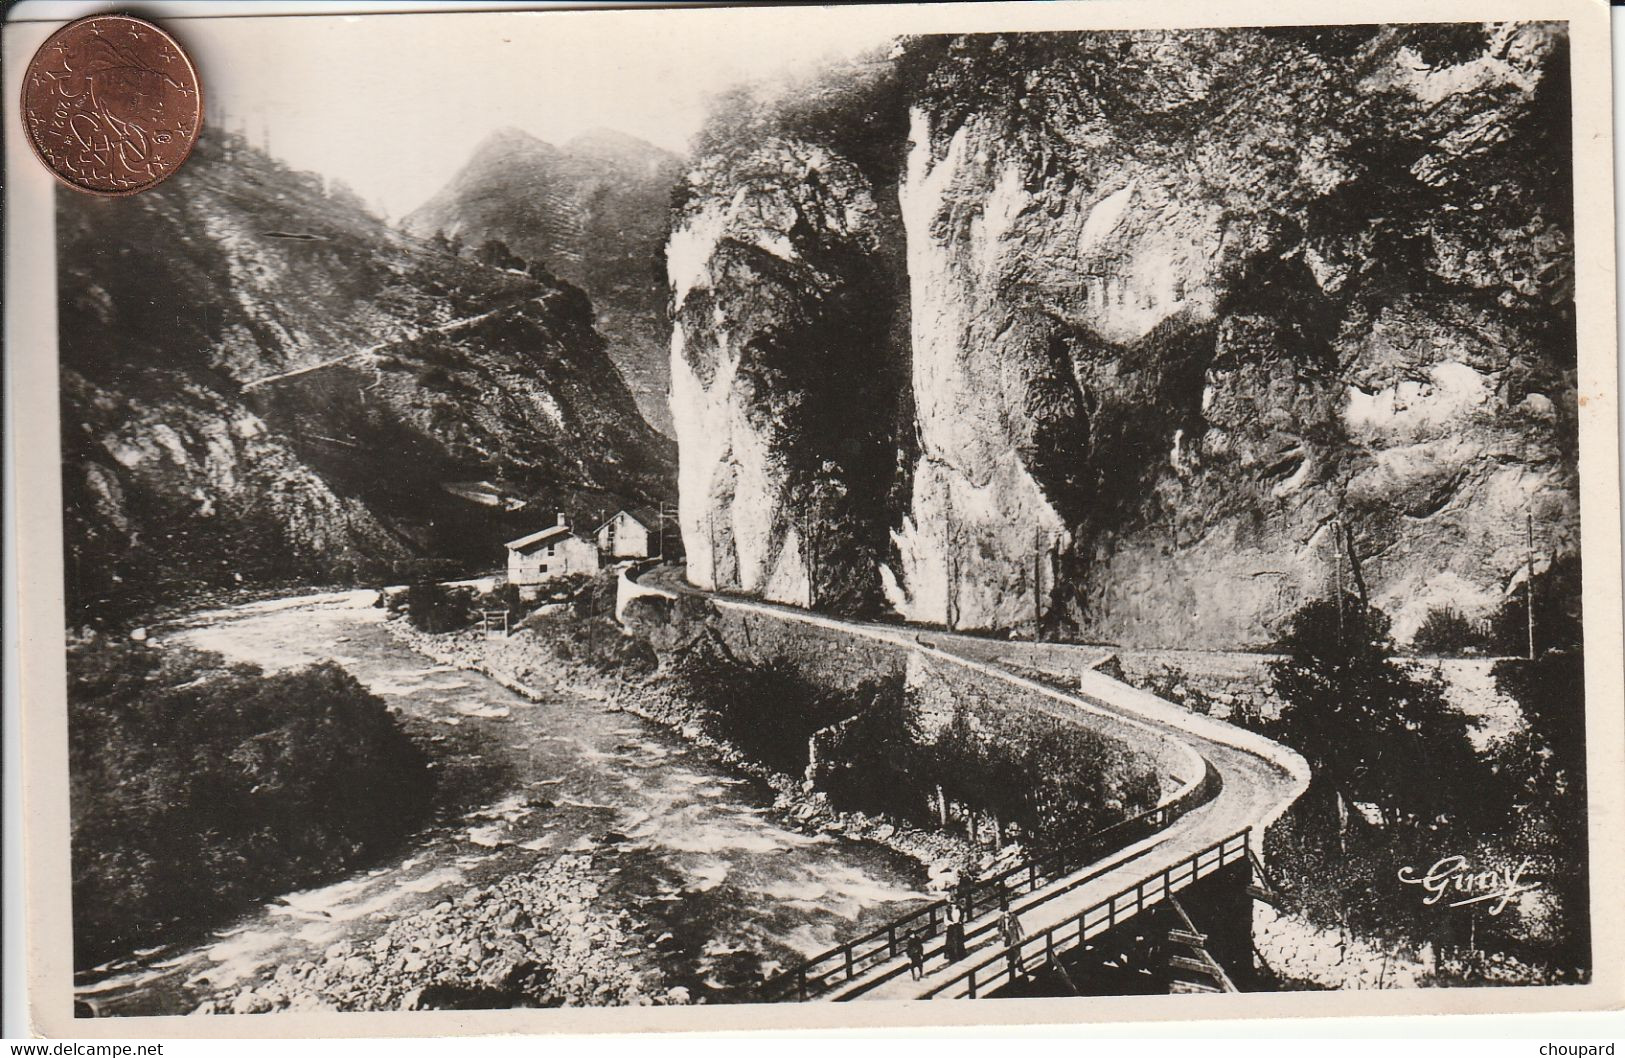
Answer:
669, 69, 912, 612
670, 26, 1577, 648
404, 127, 686, 434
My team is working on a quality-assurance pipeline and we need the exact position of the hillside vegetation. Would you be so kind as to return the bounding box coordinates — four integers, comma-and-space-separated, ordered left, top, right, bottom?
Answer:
59, 128, 673, 627
68, 635, 432, 968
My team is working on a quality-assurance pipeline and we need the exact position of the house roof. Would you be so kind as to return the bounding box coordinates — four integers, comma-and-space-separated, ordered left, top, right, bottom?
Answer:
505, 524, 574, 552
594, 506, 661, 534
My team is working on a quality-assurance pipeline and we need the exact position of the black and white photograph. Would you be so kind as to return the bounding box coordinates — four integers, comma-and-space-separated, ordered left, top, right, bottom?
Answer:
7, 0, 1622, 1037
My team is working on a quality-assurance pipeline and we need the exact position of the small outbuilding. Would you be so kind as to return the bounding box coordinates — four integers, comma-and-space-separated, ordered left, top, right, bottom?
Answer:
594, 507, 661, 559
505, 513, 600, 597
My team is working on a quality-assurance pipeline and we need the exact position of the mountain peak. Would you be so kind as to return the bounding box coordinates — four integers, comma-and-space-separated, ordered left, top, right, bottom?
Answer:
564, 127, 677, 164
471, 125, 554, 159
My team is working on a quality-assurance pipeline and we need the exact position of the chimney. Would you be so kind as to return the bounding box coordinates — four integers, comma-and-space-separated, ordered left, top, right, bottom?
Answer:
557, 511, 568, 528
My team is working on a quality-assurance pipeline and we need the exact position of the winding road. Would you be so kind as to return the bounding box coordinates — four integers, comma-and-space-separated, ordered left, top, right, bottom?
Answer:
623, 564, 1311, 1000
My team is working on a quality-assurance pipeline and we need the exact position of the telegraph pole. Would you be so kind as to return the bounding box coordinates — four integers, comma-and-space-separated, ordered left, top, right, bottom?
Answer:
1333, 519, 1345, 644
1526, 510, 1537, 661
944, 496, 958, 631
1033, 529, 1044, 642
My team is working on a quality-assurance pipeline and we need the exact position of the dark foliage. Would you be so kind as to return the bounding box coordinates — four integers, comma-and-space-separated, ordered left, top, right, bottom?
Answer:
1138, 665, 1220, 716
1489, 554, 1583, 658
663, 634, 889, 775
1268, 594, 1498, 831
473, 237, 527, 273
1261, 593, 1589, 979
405, 580, 476, 633
69, 635, 432, 967
1410, 605, 1487, 656
820, 684, 1160, 852
522, 573, 656, 676
1490, 651, 1590, 973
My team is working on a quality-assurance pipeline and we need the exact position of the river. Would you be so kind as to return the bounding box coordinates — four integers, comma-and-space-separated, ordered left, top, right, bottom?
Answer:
75, 589, 931, 1015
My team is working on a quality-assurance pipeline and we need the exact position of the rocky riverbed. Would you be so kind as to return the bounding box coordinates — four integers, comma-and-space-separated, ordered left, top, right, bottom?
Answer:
78, 591, 940, 1016
383, 612, 1003, 892
196, 856, 671, 1013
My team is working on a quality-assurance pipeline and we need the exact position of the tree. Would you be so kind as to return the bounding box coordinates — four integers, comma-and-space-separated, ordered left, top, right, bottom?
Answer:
1411, 605, 1486, 656
68, 635, 431, 967
473, 237, 526, 272
1489, 650, 1589, 972
404, 581, 474, 633
1488, 554, 1583, 658
1269, 594, 1496, 832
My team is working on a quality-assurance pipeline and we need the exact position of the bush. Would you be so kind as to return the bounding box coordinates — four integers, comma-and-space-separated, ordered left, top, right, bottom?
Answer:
911, 701, 1159, 854
405, 581, 475, 633
1139, 665, 1219, 715
1411, 605, 1486, 656
662, 634, 885, 774
545, 611, 658, 677
472, 237, 526, 272
69, 634, 432, 967
1488, 555, 1583, 657
814, 671, 1160, 852
1269, 593, 1499, 831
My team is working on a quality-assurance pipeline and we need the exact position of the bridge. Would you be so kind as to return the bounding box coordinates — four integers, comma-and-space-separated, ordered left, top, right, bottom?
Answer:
617, 564, 1309, 1001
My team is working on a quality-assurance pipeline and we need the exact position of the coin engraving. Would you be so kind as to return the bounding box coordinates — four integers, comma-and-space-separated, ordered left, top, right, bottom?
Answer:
21, 14, 201, 196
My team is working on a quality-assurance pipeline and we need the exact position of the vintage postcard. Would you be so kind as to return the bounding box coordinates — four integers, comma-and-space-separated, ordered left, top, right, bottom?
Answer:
5, 0, 1622, 1039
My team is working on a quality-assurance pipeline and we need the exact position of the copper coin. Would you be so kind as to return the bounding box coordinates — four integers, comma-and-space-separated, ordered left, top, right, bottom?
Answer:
21, 14, 202, 196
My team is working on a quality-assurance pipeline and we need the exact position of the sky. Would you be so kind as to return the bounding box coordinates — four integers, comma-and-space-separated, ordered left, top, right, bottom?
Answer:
189, 8, 899, 219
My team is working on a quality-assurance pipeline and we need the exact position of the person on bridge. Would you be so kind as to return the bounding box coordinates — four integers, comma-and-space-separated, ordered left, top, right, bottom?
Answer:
906, 930, 926, 981
943, 902, 967, 963
999, 906, 1025, 980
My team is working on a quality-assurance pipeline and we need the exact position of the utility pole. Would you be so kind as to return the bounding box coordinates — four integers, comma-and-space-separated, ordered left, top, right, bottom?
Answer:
1333, 519, 1345, 645
802, 505, 815, 610
1033, 529, 1044, 643
1527, 510, 1537, 661
945, 505, 959, 632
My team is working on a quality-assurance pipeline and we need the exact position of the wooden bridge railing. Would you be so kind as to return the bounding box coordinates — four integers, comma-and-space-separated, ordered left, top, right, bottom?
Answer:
919, 829, 1252, 999
756, 762, 1222, 1002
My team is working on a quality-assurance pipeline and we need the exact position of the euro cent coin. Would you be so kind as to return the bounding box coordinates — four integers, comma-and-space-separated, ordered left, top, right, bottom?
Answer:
21, 14, 202, 196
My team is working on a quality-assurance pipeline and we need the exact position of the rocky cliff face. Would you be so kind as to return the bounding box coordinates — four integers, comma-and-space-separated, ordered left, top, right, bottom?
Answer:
403, 128, 685, 434
59, 130, 673, 624
671, 26, 1577, 648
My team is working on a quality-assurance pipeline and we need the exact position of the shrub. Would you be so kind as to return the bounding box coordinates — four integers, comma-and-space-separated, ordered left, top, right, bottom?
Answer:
1269, 593, 1498, 831
821, 675, 1160, 852
661, 634, 881, 774
1411, 605, 1486, 656
1488, 555, 1583, 658
405, 581, 474, 633
910, 702, 1159, 854
68, 634, 432, 967
1139, 665, 1219, 715
472, 237, 526, 272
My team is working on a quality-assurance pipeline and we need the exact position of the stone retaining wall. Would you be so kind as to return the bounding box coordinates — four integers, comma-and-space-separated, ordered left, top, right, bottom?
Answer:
1110, 648, 1520, 748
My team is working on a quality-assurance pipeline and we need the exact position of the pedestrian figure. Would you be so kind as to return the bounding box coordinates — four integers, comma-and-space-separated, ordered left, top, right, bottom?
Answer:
906, 930, 926, 981
999, 906, 1025, 980
944, 901, 967, 963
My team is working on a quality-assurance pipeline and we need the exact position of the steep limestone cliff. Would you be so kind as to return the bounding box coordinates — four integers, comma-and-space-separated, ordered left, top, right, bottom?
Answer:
669, 68, 912, 612
672, 26, 1577, 648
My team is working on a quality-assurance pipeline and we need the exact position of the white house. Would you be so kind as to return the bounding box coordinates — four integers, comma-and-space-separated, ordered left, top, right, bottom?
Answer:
505, 513, 600, 597
594, 507, 660, 559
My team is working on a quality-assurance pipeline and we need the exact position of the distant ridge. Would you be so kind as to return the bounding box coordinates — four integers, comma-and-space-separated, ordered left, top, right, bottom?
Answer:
404, 126, 685, 434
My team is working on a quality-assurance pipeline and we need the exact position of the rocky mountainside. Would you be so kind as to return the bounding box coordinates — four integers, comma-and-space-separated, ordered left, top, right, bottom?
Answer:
403, 127, 685, 434
59, 129, 674, 624
670, 26, 1578, 649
